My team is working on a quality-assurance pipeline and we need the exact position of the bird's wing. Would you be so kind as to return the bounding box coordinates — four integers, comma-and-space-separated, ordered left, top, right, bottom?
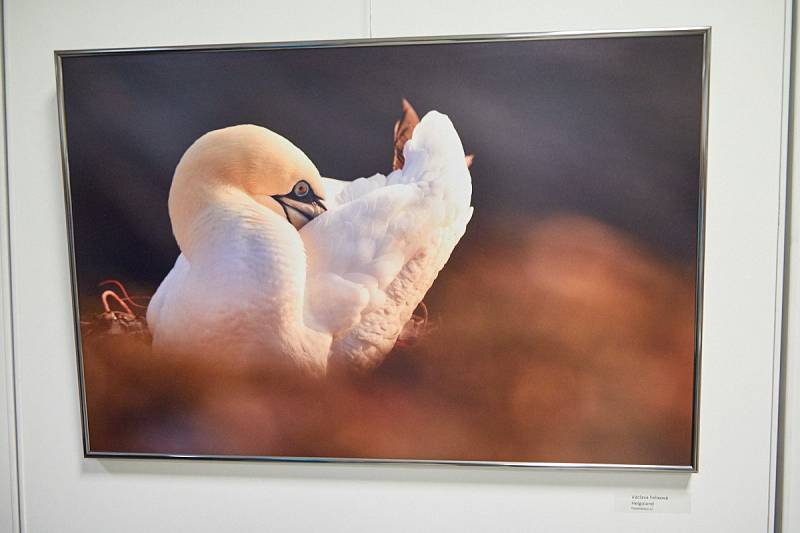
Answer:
300, 111, 473, 369
320, 174, 386, 210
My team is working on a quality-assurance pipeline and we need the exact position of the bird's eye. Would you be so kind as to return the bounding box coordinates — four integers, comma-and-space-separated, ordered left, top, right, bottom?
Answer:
293, 180, 310, 197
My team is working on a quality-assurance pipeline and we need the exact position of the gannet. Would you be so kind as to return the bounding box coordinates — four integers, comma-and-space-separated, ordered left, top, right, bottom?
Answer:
147, 111, 473, 374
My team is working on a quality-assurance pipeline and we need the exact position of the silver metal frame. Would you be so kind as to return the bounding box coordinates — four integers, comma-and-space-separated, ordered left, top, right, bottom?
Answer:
54, 27, 711, 472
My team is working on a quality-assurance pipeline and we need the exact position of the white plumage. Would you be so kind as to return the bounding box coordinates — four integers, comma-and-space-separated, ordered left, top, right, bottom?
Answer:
147, 111, 473, 374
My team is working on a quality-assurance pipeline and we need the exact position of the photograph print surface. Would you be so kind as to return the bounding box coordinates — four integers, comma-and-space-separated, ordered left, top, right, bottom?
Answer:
58, 30, 706, 467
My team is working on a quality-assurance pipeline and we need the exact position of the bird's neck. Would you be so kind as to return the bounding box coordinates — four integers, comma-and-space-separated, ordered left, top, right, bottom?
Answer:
184, 192, 331, 373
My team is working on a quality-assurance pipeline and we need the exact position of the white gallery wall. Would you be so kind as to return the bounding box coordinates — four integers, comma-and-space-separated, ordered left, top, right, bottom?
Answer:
780, 2, 800, 531
0, 0, 793, 532
0, 6, 20, 532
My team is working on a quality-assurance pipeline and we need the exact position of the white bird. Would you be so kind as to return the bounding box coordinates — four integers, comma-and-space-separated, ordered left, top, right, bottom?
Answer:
147, 111, 473, 375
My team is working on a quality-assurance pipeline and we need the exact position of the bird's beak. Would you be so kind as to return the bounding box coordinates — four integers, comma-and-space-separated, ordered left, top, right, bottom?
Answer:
271, 195, 327, 230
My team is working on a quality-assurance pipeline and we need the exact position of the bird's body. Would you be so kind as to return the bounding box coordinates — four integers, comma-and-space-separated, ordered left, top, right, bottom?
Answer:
147, 111, 473, 374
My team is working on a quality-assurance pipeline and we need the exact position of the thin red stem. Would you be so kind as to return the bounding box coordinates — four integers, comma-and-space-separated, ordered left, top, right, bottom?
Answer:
100, 290, 134, 317
99, 279, 149, 309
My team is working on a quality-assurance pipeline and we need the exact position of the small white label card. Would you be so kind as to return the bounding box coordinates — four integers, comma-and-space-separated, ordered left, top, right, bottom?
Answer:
614, 492, 691, 514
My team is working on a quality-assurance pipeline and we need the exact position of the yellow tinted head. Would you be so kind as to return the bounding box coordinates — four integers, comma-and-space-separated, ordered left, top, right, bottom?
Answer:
169, 124, 326, 250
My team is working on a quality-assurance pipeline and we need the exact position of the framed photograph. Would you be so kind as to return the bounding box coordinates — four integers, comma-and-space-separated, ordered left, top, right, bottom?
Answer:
56, 28, 708, 470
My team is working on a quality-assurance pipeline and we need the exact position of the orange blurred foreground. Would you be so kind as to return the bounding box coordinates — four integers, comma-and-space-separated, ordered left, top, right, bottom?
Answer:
82, 214, 696, 465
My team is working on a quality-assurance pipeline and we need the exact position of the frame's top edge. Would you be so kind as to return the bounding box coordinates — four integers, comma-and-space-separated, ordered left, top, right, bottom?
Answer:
53, 26, 711, 58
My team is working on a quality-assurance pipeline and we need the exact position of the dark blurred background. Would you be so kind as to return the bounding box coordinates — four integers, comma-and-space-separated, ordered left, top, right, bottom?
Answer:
62, 35, 702, 294
62, 34, 704, 465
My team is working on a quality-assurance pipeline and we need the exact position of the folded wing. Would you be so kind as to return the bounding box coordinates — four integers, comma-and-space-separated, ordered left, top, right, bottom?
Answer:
301, 111, 473, 369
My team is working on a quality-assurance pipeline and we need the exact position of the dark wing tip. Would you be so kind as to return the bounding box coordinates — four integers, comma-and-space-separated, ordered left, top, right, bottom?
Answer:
392, 98, 421, 171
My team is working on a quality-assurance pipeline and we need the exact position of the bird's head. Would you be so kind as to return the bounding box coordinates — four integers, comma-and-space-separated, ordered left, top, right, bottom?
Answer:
168, 124, 327, 249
